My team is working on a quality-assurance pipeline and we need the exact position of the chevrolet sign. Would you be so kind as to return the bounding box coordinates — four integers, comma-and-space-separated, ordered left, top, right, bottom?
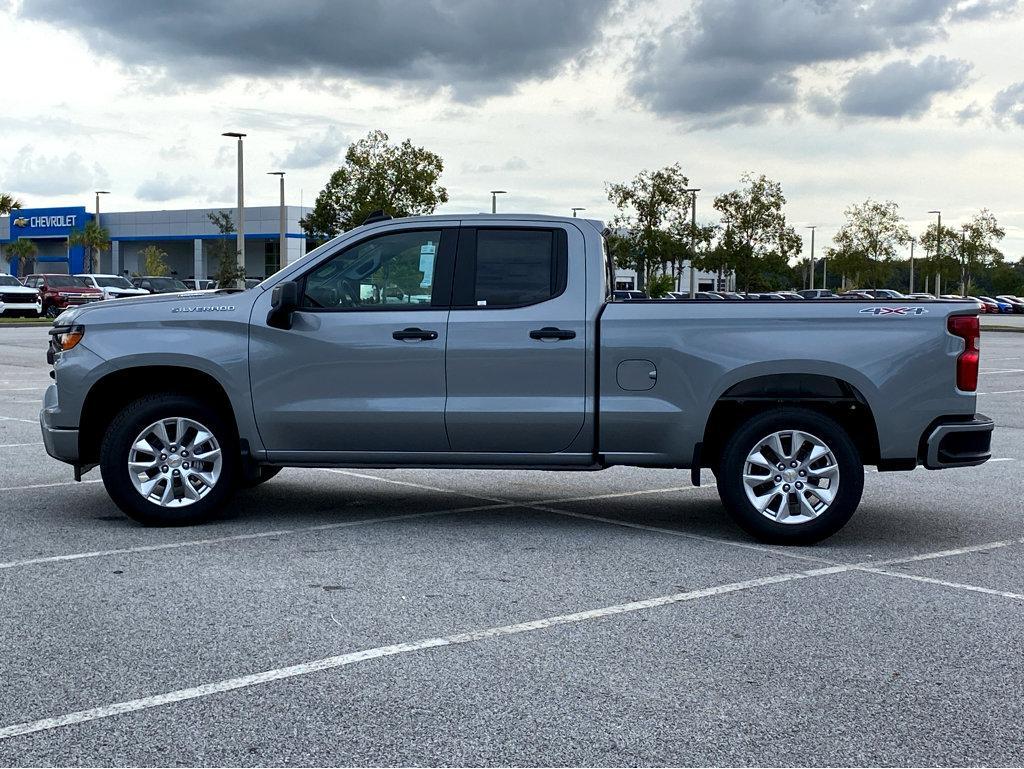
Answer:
16, 214, 78, 228
12, 217, 28, 227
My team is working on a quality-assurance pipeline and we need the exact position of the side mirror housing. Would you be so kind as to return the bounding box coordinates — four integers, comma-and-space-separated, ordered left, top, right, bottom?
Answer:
267, 281, 299, 329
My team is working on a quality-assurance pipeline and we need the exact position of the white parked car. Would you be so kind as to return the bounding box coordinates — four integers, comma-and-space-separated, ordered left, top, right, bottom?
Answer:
0, 273, 42, 317
74, 274, 150, 300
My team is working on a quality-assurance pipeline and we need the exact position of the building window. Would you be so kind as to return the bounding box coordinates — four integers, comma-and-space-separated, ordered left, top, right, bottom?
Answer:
264, 240, 280, 278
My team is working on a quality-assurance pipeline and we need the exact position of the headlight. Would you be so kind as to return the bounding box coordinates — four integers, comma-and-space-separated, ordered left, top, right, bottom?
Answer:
51, 324, 86, 351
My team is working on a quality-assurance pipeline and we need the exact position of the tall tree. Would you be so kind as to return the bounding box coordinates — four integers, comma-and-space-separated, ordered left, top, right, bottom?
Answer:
825, 199, 910, 288
7, 238, 38, 276
713, 173, 801, 291
301, 130, 448, 239
956, 209, 1005, 293
605, 164, 692, 291
207, 211, 246, 287
69, 220, 111, 274
918, 223, 962, 291
0, 193, 23, 215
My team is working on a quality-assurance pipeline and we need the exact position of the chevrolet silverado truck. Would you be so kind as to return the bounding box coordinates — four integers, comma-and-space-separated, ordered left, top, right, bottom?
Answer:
40, 214, 993, 543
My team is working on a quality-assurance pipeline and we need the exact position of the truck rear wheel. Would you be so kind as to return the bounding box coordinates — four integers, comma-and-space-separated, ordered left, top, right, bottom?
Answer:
716, 408, 863, 544
100, 393, 239, 526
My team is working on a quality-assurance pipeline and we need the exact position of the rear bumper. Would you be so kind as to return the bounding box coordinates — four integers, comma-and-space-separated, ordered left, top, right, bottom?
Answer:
923, 414, 993, 469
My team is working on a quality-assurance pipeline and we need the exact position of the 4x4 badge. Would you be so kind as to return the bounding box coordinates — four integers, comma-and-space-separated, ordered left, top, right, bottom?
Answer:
859, 306, 929, 316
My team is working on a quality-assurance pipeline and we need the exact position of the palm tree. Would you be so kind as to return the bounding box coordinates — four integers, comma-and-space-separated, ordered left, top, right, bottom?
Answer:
0, 193, 23, 215
7, 238, 38, 277
68, 220, 111, 274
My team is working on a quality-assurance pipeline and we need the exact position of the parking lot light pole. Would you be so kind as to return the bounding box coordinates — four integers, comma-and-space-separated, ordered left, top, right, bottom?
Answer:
268, 171, 286, 270
490, 190, 507, 214
909, 238, 915, 294
571, 207, 586, 217
93, 190, 109, 274
683, 188, 700, 297
223, 132, 247, 278
929, 210, 941, 297
806, 226, 816, 290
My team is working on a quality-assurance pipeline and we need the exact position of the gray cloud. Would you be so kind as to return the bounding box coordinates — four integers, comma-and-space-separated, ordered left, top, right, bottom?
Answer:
135, 175, 200, 202
276, 125, 348, 169
993, 81, 1024, 125
16, 0, 615, 100
951, 0, 1020, 21
465, 156, 531, 174
628, 0, 996, 123
838, 56, 972, 118
2, 146, 105, 195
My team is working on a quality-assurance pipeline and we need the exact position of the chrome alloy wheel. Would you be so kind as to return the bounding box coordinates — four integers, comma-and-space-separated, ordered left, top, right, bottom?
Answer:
742, 429, 840, 524
128, 417, 223, 507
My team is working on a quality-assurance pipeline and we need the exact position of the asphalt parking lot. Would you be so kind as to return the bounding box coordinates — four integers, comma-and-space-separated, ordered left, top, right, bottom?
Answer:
1, 325, 1022, 766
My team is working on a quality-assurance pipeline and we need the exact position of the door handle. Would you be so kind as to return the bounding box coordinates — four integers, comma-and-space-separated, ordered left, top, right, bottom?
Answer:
392, 327, 438, 341
529, 326, 576, 341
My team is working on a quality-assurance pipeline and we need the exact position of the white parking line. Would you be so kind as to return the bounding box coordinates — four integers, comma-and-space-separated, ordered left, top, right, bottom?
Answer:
0, 415, 36, 424
978, 389, 1024, 395
0, 479, 102, 492
0, 503, 513, 570
0, 563, 852, 741
978, 368, 1024, 375
0, 442, 44, 448
861, 567, 1024, 601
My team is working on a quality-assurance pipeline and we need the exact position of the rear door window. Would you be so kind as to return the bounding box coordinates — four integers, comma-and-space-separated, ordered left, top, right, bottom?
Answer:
453, 228, 567, 308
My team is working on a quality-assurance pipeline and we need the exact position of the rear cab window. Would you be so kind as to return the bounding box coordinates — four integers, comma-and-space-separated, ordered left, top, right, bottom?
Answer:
453, 227, 568, 308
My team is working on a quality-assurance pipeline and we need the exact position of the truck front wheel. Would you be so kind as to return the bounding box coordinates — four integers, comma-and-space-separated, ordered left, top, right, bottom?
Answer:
716, 408, 864, 544
100, 393, 239, 526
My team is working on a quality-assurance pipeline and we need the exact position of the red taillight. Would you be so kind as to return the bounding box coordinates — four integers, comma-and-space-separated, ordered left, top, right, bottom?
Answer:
948, 314, 980, 392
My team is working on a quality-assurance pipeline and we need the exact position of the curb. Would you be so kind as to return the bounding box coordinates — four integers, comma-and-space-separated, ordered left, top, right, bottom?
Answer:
0, 323, 52, 329
982, 325, 1024, 333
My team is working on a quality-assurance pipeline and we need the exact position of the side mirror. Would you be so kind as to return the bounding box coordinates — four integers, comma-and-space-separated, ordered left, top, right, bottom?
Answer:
267, 281, 300, 329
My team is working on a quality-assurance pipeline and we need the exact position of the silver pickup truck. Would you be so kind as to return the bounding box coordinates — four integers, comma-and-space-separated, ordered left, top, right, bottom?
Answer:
40, 214, 993, 543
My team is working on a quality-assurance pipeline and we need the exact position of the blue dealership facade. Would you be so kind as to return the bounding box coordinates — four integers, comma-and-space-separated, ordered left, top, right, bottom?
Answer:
0, 204, 311, 278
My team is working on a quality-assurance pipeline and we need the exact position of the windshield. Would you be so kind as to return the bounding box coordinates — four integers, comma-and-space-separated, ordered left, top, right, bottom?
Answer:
149, 278, 188, 292
48, 276, 90, 288
0, 276, 23, 287
94, 276, 134, 289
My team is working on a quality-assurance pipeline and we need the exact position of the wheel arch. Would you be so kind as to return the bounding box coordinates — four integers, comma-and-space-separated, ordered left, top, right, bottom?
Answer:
701, 373, 881, 470
79, 365, 240, 465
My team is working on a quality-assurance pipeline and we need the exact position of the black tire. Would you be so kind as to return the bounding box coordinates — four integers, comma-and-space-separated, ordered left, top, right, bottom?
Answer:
44, 304, 61, 319
100, 393, 239, 526
716, 407, 864, 545
242, 465, 283, 488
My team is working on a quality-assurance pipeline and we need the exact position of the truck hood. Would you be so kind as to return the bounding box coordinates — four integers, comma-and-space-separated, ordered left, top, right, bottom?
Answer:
53, 288, 254, 326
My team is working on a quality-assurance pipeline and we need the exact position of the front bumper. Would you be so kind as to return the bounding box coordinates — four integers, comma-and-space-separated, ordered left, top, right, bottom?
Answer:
923, 414, 993, 469
0, 301, 41, 315
39, 384, 79, 464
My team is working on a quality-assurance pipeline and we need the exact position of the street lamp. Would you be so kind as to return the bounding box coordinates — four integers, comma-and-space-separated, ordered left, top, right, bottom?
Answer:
571, 207, 586, 217
93, 190, 109, 274
682, 188, 700, 297
928, 210, 941, 296
805, 226, 816, 290
908, 237, 916, 294
223, 132, 247, 279
490, 190, 507, 214
268, 171, 286, 271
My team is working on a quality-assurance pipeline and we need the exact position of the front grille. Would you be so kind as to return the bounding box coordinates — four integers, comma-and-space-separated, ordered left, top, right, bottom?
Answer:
0, 292, 37, 303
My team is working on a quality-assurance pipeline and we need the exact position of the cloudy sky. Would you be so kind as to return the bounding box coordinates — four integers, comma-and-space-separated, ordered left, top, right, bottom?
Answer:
2, 0, 1023, 259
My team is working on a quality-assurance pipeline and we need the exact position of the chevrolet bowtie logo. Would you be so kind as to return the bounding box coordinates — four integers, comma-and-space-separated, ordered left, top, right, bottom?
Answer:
12, 217, 28, 227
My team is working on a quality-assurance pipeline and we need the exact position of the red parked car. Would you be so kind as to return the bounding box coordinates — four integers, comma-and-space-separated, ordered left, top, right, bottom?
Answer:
22, 274, 104, 318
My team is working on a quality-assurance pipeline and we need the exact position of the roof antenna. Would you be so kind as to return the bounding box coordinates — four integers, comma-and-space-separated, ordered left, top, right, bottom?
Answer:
362, 209, 392, 225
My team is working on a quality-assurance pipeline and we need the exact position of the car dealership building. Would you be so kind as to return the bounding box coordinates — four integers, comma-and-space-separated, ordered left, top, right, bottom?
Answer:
0, 204, 311, 279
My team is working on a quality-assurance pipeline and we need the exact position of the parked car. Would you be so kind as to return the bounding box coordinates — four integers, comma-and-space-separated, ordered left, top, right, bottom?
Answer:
664, 291, 726, 300
0, 273, 43, 317
995, 295, 1024, 314
75, 273, 150, 300
612, 290, 648, 300
969, 296, 1000, 314
775, 291, 805, 300
798, 289, 837, 299
906, 293, 936, 300
715, 291, 746, 300
131, 276, 190, 294
838, 291, 874, 300
858, 289, 908, 299
743, 293, 786, 300
182, 279, 217, 291
40, 213, 993, 545
978, 296, 1013, 314
22, 274, 104, 318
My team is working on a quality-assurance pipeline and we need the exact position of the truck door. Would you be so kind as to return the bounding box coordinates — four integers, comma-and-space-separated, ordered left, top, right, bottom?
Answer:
444, 225, 587, 453
249, 226, 456, 454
